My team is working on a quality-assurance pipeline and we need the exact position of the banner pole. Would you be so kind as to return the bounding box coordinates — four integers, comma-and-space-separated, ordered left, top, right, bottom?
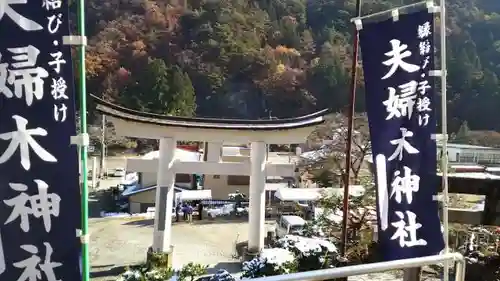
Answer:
340, 0, 362, 260
439, 0, 450, 280
76, 0, 90, 280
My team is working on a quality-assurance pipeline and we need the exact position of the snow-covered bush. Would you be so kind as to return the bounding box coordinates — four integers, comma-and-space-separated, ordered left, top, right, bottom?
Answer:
117, 270, 143, 281
209, 269, 236, 281
449, 226, 500, 281
300, 221, 327, 238
311, 185, 377, 264
242, 248, 297, 278
117, 268, 176, 281
274, 235, 338, 271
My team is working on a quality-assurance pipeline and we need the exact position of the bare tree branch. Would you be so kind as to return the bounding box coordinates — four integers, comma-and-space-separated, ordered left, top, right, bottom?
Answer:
305, 113, 371, 184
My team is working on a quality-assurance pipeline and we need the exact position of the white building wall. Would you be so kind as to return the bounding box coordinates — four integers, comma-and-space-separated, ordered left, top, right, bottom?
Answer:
437, 144, 500, 164
141, 172, 157, 187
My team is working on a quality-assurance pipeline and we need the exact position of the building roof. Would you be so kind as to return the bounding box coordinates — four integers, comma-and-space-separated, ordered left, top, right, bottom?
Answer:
438, 143, 500, 150
122, 184, 189, 197
176, 190, 212, 201
281, 215, 306, 226
437, 172, 500, 180
275, 186, 365, 201
265, 182, 290, 191
486, 167, 500, 172
299, 149, 328, 162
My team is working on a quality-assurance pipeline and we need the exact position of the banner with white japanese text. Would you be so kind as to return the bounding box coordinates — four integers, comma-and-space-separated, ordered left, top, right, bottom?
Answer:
0, 1, 82, 280
359, 10, 444, 260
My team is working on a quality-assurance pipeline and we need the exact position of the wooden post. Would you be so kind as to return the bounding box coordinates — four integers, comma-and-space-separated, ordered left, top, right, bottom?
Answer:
403, 267, 421, 281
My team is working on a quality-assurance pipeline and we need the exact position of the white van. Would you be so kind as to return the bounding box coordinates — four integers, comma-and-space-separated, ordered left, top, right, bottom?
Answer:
275, 215, 306, 238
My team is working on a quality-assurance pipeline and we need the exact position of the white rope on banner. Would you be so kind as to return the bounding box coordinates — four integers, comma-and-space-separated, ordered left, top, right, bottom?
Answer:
439, 0, 451, 278
354, 19, 363, 30
350, 0, 428, 24
391, 9, 400, 22
426, 1, 440, 13
429, 70, 443, 77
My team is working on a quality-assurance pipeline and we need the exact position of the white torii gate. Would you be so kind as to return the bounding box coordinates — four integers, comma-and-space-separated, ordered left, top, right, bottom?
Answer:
93, 97, 326, 261
127, 141, 297, 254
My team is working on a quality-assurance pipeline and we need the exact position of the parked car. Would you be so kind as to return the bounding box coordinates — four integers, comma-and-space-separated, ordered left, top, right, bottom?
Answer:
275, 215, 306, 238
113, 168, 126, 177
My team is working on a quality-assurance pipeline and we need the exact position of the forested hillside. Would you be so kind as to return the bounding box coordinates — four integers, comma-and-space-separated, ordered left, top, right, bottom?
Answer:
78, 0, 500, 133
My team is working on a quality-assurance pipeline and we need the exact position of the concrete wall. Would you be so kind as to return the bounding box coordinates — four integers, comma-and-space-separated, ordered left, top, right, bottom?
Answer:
129, 202, 140, 213
202, 150, 251, 199
128, 189, 157, 213
140, 172, 157, 187
140, 172, 193, 188
437, 145, 500, 163
204, 174, 250, 199
128, 188, 167, 213
129, 188, 156, 204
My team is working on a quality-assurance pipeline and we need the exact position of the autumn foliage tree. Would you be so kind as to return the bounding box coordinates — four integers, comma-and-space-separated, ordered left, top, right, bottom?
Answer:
80, 0, 500, 136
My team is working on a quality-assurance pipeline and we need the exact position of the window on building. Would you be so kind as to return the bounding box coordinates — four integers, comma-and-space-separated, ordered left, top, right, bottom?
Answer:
459, 152, 474, 163
493, 154, 500, 163
227, 175, 250, 185
175, 174, 191, 183
213, 175, 220, 179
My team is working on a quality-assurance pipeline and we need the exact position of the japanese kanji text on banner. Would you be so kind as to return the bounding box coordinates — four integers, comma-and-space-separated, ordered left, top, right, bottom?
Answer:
0, 1, 82, 280
358, 10, 444, 261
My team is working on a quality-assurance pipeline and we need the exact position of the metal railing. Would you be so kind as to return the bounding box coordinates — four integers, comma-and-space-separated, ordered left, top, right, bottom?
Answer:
250, 253, 466, 281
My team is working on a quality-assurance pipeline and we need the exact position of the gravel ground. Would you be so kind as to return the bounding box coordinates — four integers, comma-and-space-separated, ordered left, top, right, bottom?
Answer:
89, 216, 441, 281
90, 217, 255, 281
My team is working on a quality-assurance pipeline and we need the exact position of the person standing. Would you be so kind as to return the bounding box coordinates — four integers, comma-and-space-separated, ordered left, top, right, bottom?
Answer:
186, 204, 193, 222
175, 203, 181, 222
182, 203, 188, 221
198, 202, 203, 220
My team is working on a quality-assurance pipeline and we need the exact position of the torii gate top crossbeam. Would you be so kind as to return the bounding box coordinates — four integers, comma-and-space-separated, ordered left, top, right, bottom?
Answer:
92, 95, 327, 143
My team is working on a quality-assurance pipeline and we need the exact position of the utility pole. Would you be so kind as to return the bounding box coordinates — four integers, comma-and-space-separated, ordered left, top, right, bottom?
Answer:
339, 1, 362, 280
100, 114, 106, 178
267, 110, 277, 160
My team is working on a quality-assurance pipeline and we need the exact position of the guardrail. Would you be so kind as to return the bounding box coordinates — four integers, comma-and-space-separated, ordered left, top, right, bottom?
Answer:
250, 253, 466, 281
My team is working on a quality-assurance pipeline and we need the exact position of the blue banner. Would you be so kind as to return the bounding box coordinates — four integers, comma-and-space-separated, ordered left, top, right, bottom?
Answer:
0, 1, 81, 280
359, 10, 444, 260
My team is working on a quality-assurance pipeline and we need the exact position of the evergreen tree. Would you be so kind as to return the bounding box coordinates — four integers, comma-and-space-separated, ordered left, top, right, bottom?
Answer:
454, 121, 471, 144
120, 59, 197, 116
119, 58, 171, 114
168, 66, 197, 117
148, 59, 172, 114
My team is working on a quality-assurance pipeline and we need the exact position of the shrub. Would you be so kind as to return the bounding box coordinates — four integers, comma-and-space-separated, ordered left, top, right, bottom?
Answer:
242, 248, 297, 278
178, 262, 208, 281
274, 235, 339, 271
147, 251, 171, 269
145, 268, 175, 281
117, 270, 144, 281
209, 269, 236, 281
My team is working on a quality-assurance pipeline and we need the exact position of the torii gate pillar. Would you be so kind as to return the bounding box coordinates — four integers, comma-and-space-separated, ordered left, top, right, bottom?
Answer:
248, 141, 267, 254
152, 137, 176, 256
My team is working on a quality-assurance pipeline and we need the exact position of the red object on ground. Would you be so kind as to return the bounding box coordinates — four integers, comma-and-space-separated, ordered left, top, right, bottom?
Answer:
177, 144, 199, 152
